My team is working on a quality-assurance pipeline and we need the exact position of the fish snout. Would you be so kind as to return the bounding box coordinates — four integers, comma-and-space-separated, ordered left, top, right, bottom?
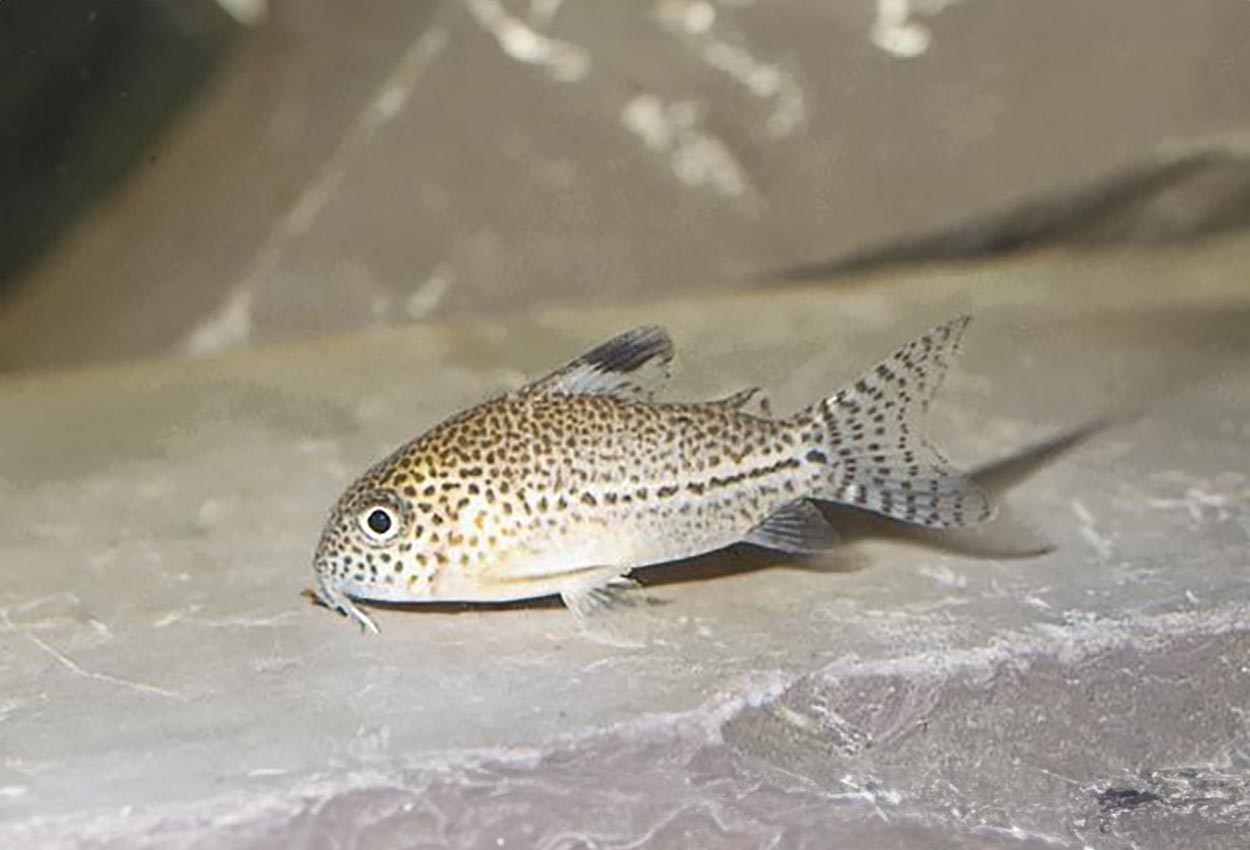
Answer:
311, 552, 339, 606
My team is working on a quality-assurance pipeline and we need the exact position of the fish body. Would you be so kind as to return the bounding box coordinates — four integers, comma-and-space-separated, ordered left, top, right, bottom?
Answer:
313, 319, 992, 632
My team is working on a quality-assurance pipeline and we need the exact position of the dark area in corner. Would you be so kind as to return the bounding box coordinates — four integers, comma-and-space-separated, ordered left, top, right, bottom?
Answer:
0, 0, 237, 299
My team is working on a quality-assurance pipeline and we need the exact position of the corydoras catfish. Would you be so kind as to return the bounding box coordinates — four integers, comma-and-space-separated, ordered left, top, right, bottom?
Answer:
312, 318, 992, 632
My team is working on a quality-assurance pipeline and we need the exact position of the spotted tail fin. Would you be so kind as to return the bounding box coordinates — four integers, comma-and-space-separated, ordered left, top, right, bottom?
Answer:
796, 316, 993, 528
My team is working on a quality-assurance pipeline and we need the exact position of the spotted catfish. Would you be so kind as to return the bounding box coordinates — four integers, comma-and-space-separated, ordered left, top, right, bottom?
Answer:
312, 318, 993, 632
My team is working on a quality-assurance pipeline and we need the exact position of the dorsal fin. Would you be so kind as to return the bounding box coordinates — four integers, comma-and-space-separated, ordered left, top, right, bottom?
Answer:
519, 326, 674, 401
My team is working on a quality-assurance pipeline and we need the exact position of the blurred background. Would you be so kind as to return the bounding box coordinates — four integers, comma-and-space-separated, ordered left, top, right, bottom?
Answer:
4, 0, 1250, 374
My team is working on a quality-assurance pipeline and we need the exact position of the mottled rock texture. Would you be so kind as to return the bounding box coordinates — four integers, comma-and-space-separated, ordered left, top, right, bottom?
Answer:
2, 235, 1249, 848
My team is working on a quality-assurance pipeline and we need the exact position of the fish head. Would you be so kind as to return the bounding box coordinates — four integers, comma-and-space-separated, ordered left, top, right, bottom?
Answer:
312, 476, 437, 619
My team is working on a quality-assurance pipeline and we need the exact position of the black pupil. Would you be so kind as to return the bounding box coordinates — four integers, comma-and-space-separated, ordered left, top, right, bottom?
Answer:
367, 509, 392, 535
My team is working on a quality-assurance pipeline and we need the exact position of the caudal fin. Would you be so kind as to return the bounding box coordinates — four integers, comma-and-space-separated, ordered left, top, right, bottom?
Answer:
794, 316, 994, 529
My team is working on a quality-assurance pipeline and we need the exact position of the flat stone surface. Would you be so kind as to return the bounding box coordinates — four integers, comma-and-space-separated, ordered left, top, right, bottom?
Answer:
2, 236, 1250, 848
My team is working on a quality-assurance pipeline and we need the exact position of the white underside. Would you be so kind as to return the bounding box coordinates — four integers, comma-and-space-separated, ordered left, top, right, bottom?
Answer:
337, 487, 792, 606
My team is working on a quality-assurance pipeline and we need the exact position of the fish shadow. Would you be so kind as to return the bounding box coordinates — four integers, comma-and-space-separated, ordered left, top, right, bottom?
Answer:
637, 418, 1108, 591
303, 587, 567, 616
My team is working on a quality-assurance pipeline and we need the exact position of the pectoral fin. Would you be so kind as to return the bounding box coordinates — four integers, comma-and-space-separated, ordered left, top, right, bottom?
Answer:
561, 573, 643, 619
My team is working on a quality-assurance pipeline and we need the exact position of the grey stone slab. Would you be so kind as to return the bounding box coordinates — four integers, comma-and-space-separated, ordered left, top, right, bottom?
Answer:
4, 0, 1250, 370
2, 237, 1250, 847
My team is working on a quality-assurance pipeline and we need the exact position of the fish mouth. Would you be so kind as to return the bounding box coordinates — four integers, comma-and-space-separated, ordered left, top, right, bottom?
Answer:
311, 553, 335, 603
312, 572, 339, 612
311, 565, 380, 635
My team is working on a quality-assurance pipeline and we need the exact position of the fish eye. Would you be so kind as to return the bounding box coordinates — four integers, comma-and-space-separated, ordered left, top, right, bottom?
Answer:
358, 503, 401, 544
367, 509, 391, 534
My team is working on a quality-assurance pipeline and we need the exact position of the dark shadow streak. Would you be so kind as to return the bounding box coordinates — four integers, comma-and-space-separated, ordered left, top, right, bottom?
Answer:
750, 150, 1250, 283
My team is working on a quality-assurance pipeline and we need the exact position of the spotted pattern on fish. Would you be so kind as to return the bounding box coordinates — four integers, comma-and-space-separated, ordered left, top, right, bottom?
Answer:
312, 319, 993, 632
